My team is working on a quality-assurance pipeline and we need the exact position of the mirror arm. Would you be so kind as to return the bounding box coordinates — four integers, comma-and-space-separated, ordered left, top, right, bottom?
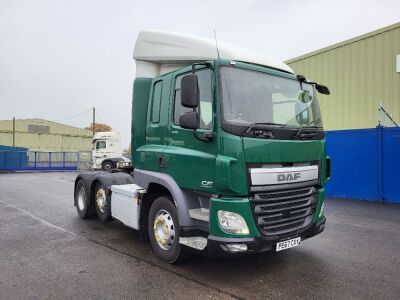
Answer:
297, 74, 320, 87
297, 74, 306, 90
191, 61, 213, 73
297, 74, 330, 95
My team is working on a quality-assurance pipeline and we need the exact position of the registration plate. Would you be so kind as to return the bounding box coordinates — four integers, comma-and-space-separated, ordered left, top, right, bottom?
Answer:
276, 237, 301, 252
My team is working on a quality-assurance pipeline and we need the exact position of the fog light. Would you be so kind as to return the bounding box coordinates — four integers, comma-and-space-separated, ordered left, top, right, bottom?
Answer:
319, 202, 324, 218
226, 243, 248, 253
217, 210, 249, 235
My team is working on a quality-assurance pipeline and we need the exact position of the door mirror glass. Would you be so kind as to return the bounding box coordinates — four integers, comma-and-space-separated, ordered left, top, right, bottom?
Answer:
179, 111, 199, 130
181, 74, 199, 108
295, 102, 310, 124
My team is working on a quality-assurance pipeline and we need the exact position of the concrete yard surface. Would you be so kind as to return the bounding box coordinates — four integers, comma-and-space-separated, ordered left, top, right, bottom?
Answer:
0, 172, 399, 299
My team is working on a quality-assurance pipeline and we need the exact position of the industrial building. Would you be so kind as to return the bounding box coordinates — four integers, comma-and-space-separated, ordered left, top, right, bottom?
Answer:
286, 22, 400, 130
0, 118, 92, 152
286, 22, 400, 203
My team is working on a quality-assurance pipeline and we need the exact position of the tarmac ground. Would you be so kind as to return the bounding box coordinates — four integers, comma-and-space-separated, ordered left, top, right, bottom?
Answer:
1, 172, 399, 299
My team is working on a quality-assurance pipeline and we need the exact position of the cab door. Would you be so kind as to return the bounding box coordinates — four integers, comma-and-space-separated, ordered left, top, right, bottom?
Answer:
163, 68, 217, 193
92, 140, 107, 168
139, 78, 170, 172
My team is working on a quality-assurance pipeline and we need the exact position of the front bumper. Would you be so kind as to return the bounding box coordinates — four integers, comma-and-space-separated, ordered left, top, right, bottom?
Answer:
206, 216, 326, 257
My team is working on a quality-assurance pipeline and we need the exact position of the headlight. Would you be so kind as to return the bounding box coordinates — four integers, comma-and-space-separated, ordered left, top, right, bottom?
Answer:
217, 210, 249, 235
319, 202, 324, 218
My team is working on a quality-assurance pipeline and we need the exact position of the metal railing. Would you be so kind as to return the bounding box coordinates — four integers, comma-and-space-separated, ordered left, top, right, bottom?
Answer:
77, 151, 92, 171
0, 151, 82, 171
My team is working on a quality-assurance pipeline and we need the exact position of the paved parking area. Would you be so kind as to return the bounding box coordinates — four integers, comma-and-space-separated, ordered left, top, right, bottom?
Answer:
0, 172, 399, 299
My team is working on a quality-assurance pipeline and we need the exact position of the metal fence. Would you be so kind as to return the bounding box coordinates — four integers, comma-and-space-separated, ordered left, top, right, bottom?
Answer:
0, 151, 81, 171
325, 126, 400, 203
77, 151, 92, 171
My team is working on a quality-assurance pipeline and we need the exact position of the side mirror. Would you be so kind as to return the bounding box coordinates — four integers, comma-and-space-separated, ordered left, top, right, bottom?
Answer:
316, 84, 330, 95
295, 103, 310, 124
179, 111, 199, 130
181, 74, 199, 108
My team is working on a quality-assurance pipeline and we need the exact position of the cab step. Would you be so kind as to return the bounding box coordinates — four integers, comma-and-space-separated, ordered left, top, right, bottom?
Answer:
179, 237, 207, 250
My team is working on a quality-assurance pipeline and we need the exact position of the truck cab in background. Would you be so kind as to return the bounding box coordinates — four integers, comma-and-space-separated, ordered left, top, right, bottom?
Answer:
74, 30, 331, 263
92, 132, 130, 171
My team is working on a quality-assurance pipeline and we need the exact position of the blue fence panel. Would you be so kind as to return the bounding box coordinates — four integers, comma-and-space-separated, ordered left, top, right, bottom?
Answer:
325, 129, 381, 201
325, 127, 400, 203
0, 148, 29, 170
382, 127, 400, 203
0, 150, 78, 171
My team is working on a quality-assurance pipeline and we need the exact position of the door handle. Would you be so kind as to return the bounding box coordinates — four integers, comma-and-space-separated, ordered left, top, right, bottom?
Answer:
159, 156, 166, 168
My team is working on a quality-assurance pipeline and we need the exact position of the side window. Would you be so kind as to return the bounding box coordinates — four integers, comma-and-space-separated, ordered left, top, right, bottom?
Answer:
151, 81, 163, 123
96, 141, 106, 149
174, 69, 212, 129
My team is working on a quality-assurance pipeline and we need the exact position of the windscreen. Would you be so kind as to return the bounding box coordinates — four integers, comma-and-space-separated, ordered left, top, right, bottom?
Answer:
220, 66, 323, 128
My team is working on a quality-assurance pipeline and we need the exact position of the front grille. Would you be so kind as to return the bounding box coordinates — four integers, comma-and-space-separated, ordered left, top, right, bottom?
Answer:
251, 186, 317, 237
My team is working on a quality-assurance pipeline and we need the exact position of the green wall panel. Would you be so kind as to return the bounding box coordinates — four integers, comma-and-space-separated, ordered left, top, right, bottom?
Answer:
287, 23, 400, 130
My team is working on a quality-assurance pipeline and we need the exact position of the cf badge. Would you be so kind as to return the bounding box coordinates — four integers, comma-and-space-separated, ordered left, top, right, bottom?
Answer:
201, 181, 213, 189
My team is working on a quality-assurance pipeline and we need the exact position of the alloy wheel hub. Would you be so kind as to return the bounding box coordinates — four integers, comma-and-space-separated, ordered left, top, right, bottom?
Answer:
96, 188, 107, 213
153, 209, 175, 250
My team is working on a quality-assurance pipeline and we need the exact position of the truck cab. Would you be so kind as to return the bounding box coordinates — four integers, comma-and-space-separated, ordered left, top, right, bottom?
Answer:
92, 132, 129, 171
74, 30, 330, 263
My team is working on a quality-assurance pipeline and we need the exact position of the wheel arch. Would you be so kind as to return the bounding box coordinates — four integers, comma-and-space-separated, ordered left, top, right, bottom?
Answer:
102, 158, 124, 166
139, 182, 173, 240
101, 159, 115, 169
134, 169, 201, 228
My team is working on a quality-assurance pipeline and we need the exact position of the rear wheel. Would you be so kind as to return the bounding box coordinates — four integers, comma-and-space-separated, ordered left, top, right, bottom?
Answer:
148, 196, 185, 263
75, 180, 91, 219
94, 182, 111, 222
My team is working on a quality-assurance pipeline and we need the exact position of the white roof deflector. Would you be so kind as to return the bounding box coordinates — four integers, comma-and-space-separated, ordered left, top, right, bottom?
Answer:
133, 30, 294, 78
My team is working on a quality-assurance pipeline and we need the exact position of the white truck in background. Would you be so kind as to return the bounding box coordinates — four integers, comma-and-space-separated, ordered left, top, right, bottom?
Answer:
92, 132, 131, 171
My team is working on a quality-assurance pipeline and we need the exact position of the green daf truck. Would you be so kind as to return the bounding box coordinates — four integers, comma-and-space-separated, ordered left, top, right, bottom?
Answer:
74, 30, 331, 263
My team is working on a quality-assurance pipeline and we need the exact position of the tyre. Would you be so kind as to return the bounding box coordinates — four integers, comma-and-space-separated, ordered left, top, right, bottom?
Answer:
148, 196, 185, 263
94, 182, 111, 222
75, 180, 91, 219
102, 161, 114, 172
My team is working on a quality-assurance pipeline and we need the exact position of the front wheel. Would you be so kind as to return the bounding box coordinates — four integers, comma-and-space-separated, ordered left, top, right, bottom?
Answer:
102, 161, 114, 172
148, 196, 185, 263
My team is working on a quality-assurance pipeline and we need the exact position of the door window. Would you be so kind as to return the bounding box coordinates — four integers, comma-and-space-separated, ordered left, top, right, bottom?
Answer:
151, 81, 163, 123
96, 141, 106, 149
174, 69, 213, 129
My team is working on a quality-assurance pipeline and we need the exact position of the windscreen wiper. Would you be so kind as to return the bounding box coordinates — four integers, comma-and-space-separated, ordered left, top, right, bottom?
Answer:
292, 124, 303, 139
293, 124, 321, 140
241, 122, 278, 137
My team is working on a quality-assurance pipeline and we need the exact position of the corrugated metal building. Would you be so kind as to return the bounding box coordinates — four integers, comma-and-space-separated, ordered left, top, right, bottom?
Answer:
0, 118, 92, 152
286, 22, 400, 130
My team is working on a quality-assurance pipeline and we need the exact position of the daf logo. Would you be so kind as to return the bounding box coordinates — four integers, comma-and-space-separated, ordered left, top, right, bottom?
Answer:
277, 173, 301, 182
